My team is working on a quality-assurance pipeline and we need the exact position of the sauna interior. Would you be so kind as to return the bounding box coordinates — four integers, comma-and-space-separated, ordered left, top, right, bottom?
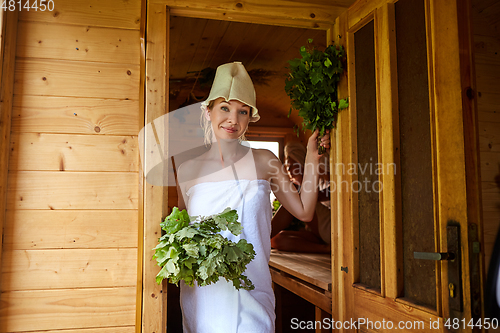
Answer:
0, 0, 499, 332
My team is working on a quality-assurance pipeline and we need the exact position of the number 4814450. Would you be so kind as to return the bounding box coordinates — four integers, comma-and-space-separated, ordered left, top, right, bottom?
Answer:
1, 0, 55, 11
444, 318, 499, 330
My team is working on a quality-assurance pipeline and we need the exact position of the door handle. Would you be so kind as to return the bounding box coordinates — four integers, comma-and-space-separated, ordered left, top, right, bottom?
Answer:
413, 224, 462, 312
413, 251, 455, 261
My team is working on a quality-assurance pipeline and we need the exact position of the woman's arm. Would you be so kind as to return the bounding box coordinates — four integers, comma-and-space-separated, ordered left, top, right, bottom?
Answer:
267, 130, 330, 222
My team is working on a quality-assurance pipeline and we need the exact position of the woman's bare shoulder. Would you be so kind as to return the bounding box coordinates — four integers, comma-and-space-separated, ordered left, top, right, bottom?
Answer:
251, 147, 279, 162
250, 147, 283, 179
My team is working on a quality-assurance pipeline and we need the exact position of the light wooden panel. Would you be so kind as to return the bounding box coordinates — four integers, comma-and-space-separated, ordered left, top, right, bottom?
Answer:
474, 34, 500, 66
482, 185, 500, 212
19, 0, 141, 30
17, 21, 140, 64
3, 210, 138, 250
477, 91, 500, 113
2, 248, 137, 291
11, 95, 140, 135
9, 133, 138, 172
14, 59, 139, 100
0, 287, 136, 332
153, 0, 348, 25
479, 120, 500, 153
0, 10, 19, 295
7, 171, 138, 210
480, 151, 500, 182
17, 327, 135, 333
142, 3, 168, 332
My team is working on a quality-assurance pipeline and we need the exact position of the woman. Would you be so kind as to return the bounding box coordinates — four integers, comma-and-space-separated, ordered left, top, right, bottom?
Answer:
175, 62, 329, 333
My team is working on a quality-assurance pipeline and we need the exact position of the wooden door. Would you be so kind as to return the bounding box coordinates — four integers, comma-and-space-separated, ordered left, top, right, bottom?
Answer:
332, 0, 483, 331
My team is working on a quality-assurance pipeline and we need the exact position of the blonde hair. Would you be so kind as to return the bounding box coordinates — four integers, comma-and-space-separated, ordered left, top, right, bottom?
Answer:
200, 99, 249, 146
285, 141, 330, 171
284, 141, 306, 166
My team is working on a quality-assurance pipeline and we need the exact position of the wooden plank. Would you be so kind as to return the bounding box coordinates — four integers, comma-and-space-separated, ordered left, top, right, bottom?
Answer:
14, 59, 140, 100
479, 121, 500, 153
9, 133, 139, 172
7, 171, 138, 210
270, 268, 332, 314
477, 91, 500, 112
0, 287, 136, 332
17, 21, 141, 64
479, 151, 500, 182
475, 63, 500, 94
478, 110, 500, 123
269, 251, 331, 291
473, 34, 500, 66
15, 327, 135, 333
19, 0, 141, 30
430, 0, 472, 321
171, 7, 332, 32
347, 0, 384, 30
332, 11, 347, 326
0, 9, 19, 302
11, 95, 140, 135
3, 210, 138, 250
2, 248, 137, 291
482, 185, 500, 212
314, 306, 331, 333
353, 288, 440, 332
136, 0, 147, 329
143, 3, 167, 333
154, 0, 347, 25
375, 3, 402, 300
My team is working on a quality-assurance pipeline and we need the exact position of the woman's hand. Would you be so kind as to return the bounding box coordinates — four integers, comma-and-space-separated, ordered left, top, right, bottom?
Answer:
307, 129, 331, 158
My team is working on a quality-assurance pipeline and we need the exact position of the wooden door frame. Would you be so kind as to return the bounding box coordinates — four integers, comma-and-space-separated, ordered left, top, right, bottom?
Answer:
140, 1, 349, 331
0, 9, 19, 298
333, 0, 483, 331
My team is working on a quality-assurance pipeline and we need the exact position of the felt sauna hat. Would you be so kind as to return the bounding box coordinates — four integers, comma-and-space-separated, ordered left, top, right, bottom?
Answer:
201, 62, 260, 122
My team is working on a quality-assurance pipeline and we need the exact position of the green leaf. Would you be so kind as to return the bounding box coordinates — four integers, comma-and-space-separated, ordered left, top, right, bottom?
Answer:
338, 98, 349, 110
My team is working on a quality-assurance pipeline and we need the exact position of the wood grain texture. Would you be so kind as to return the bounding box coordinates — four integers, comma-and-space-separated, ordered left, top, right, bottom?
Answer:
9, 133, 138, 172
13, 327, 135, 333
153, 0, 347, 25
0, 10, 19, 298
17, 21, 140, 64
169, 7, 333, 30
270, 268, 332, 314
269, 251, 331, 291
2, 248, 137, 291
14, 59, 139, 100
353, 288, 441, 332
7, 171, 138, 210
142, 4, 167, 332
0, 287, 136, 332
11, 95, 140, 135
376, 3, 402, 300
3, 210, 138, 250
19, 0, 141, 30
477, 91, 500, 113
480, 151, 500, 182
479, 121, 500, 153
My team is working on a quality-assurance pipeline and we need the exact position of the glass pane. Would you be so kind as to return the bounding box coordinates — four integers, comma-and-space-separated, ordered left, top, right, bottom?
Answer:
355, 20, 381, 290
395, 0, 436, 309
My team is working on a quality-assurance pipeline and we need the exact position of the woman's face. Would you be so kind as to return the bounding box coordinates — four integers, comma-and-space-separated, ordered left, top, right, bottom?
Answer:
285, 157, 303, 186
209, 98, 251, 141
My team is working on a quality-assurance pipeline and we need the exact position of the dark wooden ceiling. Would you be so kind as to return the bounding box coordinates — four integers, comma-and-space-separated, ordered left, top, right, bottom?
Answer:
168, 16, 328, 128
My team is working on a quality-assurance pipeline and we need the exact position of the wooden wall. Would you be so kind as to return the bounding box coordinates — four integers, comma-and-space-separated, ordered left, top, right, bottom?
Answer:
0, 1, 142, 332
472, 1, 500, 268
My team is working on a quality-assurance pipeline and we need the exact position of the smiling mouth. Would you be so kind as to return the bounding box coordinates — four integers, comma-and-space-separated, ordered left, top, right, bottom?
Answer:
222, 127, 237, 134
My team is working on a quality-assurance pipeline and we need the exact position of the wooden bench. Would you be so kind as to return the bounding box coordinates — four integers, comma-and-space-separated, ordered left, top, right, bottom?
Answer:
269, 250, 332, 332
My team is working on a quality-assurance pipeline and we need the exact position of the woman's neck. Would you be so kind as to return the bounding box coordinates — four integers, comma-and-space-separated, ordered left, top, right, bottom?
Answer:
208, 139, 247, 167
